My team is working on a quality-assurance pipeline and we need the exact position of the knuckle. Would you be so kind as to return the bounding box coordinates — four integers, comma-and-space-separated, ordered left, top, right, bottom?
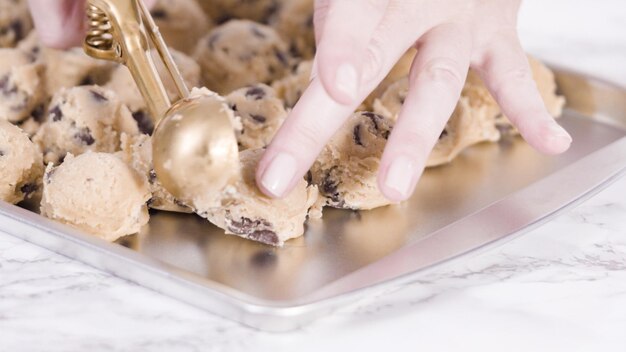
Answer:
292, 122, 324, 153
417, 58, 465, 89
362, 38, 386, 86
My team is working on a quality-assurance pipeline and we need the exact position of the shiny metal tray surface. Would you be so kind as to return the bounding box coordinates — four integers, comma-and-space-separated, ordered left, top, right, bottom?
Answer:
2, 69, 626, 331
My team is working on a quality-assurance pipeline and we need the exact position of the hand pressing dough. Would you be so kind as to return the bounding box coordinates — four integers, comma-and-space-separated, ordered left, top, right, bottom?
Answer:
105, 48, 201, 134
150, 0, 212, 55
271, 59, 312, 108
310, 112, 394, 210
196, 0, 281, 23
33, 86, 139, 164
273, 0, 315, 59
0, 48, 46, 123
0, 0, 32, 48
226, 84, 286, 150
41, 152, 150, 241
374, 77, 501, 167
119, 133, 192, 213
195, 149, 321, 247
0, 120, 43, 204
194, 20, 291, 94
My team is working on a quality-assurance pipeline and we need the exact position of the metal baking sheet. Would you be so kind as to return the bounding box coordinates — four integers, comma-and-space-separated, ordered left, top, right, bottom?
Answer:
2, 69, 626, 332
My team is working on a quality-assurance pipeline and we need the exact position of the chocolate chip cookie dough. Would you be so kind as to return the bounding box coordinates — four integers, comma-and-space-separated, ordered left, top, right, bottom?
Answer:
196, 0, 281, 23
33, 86, 139, 164
194, 20, 291, 94
194, 148, 321, 246
0, 0, 32, 48
273, 0, 315, 59
105, 48, 201, 134
41, 152, 150, 241
226, 84, 287, 150
0, 120, 43, 204
310, 112, 395, 210
151, 0, 212, 55
0, 48, 46, 123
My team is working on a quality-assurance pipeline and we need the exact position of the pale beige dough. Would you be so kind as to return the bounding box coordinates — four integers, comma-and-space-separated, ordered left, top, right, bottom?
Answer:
41, 152, 150, 241
273, 0, 315, 59
194, 20, 291, 94
196, 0, 281, 23
0, 0, 32, 48
33, 86, 139, 164
225, 84, 286, 150
0, 48, 46, 123
271, 59, 312, 108
150, 0, 212, 55
310, 111, 394, 210
119, 133, 192, 213
0, 120, 43, 204
105, 48, 201, 134
195, 149, 320, 247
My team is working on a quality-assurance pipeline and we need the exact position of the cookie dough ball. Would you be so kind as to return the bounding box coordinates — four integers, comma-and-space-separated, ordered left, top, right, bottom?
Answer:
273, 0, 314, 58
0, 0, 32, 48
119, 133, 192, 213
462, 56, 565, 134
0, 120, 43, 204
33, 86, 139, 164
105, 48, 201, 134
151, 0, 212, 55
0, 48, 46, 123
226, 84, 286, 150
271, 59, 312, 108
41, 153, 150, 241
197, 0, 281, 23
310, 112, 394, 210
195, 149, 320, 246
194, 20, 291, 94
373, 77, 500, 167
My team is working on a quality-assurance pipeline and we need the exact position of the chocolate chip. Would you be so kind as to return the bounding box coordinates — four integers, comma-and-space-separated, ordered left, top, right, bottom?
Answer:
353, 124, 363, 146
45, 168, 56, 184
90, 90, 108, 102
150, 8, 168, 19
146, 197, 154, 207
361, 112, 382, 130
0, 74, 17, 96
245, 86, 266, 100
174, 199, 189, 209
321, 168, 341, 203
0, 150, 4, 157
250, 26, 266, 39
74, 127, 95, 145
227, 216, 279, 245
305, 170, 313, 186
132, 110, 155, 135
50, 105, 63, 122
10, 20, 24, 42
274, 48, 289, 67
250, 114, 266, 123
31, 104, 45, 122
248, 230, 279, 246
149, 169, 157, 183
251, 250, 277, 267
208, 33, 221, 50
439, 129, 449, 139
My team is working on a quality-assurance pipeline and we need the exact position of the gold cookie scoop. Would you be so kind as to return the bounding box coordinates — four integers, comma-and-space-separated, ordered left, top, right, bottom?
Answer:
83, 0, 239, 205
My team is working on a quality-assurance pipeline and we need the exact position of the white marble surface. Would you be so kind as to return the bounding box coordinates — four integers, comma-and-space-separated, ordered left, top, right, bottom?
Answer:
2, 1, 626, 351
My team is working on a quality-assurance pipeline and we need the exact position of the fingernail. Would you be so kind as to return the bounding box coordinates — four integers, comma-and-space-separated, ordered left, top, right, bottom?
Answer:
385, 155, 416, 199
335, 63, 359, 103
261, 152, 298, 197
547, 121, 572, 143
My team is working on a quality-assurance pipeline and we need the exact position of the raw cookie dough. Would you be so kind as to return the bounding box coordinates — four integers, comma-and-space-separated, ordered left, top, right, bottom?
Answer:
150, 0, 212, 55
0, 120, 43, 204
105, 48, 201, 134
196, 0, 281, 23
195, 148, 320, 247
120, 133, 192, 213
273, 0, 315, 58
0, 0, 32, 48
0, 48, 46, 123
374, 77, 500, 167
40, 152, 150, 241
194, 20, 291, 95
310, 111, 394, 210
462, 56, 566, 134
33, 85, 139, 164
271, 59, 312, 108
226, 84, 287, 150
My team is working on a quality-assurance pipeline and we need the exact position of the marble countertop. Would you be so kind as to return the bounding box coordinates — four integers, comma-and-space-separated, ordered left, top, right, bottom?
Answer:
2, 1, 626, 351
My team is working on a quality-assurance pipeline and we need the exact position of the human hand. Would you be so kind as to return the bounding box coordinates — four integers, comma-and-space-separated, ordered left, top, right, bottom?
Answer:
257, 0, 572, 202
27, 0, 155, 49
